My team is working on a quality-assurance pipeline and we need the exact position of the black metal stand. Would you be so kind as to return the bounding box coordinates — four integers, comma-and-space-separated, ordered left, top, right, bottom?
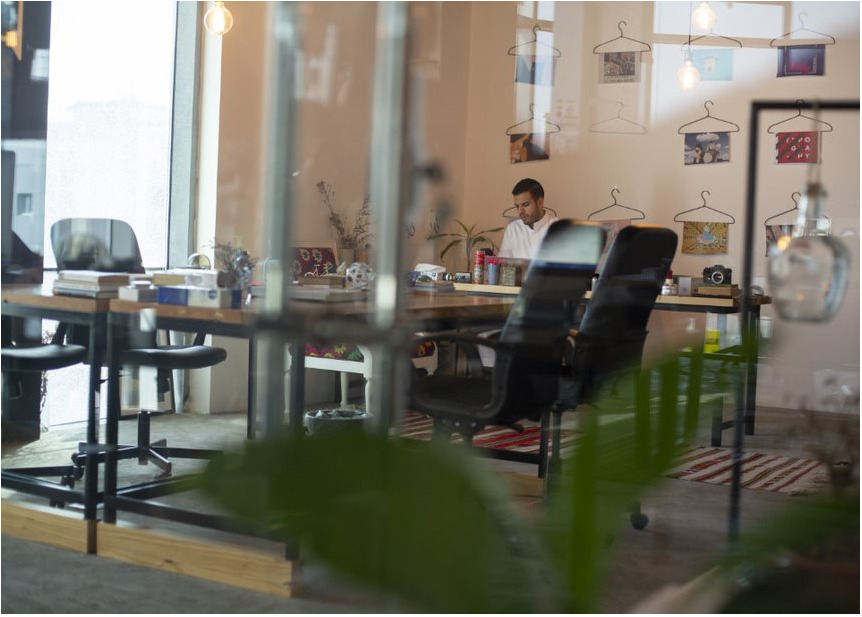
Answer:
734, 99, 860, 545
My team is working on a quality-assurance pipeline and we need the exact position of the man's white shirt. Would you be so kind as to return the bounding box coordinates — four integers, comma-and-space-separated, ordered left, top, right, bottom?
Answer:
498, 210, 559, 259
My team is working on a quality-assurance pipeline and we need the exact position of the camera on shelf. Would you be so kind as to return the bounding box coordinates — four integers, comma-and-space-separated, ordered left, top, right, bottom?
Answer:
703, 265, 732, 286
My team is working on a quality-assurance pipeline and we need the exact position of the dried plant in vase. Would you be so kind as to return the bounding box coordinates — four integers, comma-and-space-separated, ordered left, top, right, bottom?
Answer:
317, 180, 373, 259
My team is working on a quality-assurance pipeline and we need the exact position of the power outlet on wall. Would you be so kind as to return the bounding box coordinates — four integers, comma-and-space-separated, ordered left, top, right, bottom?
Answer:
812, 369, 860, 413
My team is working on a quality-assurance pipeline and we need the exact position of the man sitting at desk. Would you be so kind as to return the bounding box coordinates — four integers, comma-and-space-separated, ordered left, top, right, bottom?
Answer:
498, 178, 559, 260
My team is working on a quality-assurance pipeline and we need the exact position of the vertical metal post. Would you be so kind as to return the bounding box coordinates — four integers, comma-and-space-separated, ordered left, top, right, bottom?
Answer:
736, 99, 859, 546
257, 3, 302, 438
368, 2, 410, 430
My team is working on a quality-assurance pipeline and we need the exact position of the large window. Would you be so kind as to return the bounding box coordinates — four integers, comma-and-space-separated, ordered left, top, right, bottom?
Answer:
43, 1, 177, 270
41, 2, 179, 426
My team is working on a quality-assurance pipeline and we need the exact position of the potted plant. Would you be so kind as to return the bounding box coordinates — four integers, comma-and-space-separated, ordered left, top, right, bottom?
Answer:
317, 180, 372, 264
212, 239, 258, 302
428, 219, 504, 271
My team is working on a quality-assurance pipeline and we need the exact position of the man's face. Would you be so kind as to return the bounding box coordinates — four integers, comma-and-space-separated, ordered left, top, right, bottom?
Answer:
513, 191, 545, 227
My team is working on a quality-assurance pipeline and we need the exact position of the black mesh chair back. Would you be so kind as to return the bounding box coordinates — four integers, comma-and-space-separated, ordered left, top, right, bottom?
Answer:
51, 218, 145, 273
493, 220, 607, 419
410, 220, 605, 431
568, 225, 678, 401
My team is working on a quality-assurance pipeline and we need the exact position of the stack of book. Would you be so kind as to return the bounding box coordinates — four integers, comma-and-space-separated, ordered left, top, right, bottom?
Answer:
693, 283, 741, 298
53, 270, 131, 298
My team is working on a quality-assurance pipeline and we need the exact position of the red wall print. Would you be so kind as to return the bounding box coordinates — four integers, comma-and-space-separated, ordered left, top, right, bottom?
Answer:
776, 131, 820, 164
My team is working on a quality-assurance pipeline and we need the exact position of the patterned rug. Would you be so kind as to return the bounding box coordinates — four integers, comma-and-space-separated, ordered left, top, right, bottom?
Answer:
398, 412, 576, 457
400, 414, 827, 495
667, 446, 829, 495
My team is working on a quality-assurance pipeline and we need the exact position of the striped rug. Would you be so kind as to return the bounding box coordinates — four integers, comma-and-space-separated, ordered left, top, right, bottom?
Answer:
400, 414, 827, 495
398, 412, 576, 457
667, 446, 828, 495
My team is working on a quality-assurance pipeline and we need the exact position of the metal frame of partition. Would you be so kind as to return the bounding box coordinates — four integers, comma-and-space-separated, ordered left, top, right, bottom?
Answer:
1, 298, 106, 551
733, 99, 860, 544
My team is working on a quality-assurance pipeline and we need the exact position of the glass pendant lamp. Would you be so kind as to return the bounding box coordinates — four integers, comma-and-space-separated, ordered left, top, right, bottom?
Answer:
768, 180, 850, 322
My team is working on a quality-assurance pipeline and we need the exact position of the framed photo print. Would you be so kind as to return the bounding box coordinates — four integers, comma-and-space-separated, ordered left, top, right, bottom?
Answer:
598, 51, 641, 84
684, 132, 731, 165
776, 131, 820, 164
777, 45, 825, 77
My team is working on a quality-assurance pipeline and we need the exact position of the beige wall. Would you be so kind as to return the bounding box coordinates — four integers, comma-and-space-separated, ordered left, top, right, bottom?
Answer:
208, 1, 859, 413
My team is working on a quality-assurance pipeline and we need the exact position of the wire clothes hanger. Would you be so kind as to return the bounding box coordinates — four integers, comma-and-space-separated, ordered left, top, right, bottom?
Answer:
590, 101, 646, 134
505, 104, 561, 135
767, 99, 834, 133
673, 190, 735, 223
764, 191, 800, 225
508, 25, 561, 57
770, 12, 836, 47
588, 187, 645, 221
592, 21, 651, 54
764, 191, 830, 226
677, 100, 740, 134
688, 29, 743, 48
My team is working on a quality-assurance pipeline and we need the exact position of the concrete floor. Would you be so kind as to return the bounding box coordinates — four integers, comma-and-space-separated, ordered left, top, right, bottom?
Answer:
1, 404, 857, 613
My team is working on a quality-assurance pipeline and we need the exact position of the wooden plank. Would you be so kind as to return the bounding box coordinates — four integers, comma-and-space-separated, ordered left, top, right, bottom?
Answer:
453, 282, 521, 295
496, 471, 545, 498
98, 523, 298, 598
1, 500, 94, 553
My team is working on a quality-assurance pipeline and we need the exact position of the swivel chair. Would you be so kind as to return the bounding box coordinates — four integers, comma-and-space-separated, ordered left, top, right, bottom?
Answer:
408, 220, 605, 476
555, 224, 678, 528
2, 335, 88, 488
51, 217, 228, 475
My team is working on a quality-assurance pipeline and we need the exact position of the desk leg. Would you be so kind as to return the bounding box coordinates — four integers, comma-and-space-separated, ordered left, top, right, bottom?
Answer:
103, 318, 121, 525
247, 339, 256, 440
83, 317, 103, 551
287, 337, 305, 438
744, 307, 760, 435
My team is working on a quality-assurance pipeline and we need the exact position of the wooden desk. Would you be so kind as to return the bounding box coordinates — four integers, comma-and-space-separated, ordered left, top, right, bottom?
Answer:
101, 291, 516, 530
1, 285, 108, 551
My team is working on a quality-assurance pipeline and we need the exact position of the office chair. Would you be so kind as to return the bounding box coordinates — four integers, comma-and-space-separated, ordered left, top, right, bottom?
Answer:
51, 217, 228, 476
554, 224, 678, 528
2, 336, 88, 486
408, 220, 605, 476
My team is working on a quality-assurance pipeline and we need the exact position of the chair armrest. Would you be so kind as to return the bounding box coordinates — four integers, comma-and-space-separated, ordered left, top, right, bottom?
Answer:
412, 332, 521, 378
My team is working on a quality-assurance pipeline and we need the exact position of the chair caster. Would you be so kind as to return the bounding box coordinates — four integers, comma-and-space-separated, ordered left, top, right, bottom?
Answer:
630, 512, 649, 530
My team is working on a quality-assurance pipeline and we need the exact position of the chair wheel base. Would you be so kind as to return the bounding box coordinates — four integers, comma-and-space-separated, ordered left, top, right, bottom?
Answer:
630, 512, 649, 530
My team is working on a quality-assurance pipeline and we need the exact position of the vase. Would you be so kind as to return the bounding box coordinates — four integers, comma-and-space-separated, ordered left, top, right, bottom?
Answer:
338, 248, 355, 266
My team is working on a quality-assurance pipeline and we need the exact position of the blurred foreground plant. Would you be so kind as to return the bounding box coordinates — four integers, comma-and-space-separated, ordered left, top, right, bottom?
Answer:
200, 346, 856, 612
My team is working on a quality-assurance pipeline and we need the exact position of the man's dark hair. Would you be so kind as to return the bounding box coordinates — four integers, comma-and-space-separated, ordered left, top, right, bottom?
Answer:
512, 178, 544, 201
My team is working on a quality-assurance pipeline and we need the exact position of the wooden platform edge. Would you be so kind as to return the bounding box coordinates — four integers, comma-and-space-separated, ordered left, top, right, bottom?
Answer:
97, 522, 298, 598
1, 499, 94, 553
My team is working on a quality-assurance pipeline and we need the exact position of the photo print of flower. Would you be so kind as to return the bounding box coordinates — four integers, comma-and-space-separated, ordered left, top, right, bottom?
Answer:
684, 131, 731, 165
598, 51, 641, 83
776, 131, 820, 164
681, 221, 729, 255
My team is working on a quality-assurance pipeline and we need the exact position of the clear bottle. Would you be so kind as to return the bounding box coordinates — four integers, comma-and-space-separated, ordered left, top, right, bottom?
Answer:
768, 182, 850, 322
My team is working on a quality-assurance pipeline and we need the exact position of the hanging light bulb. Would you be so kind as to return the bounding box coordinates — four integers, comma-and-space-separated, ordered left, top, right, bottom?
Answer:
677, 51, 701, 90
692, 1, 717, 32
768, 181, 850, 322
204, 1, 234, 36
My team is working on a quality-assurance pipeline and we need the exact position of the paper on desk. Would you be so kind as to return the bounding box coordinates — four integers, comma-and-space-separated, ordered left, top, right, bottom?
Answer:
414, 263, 446, 273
